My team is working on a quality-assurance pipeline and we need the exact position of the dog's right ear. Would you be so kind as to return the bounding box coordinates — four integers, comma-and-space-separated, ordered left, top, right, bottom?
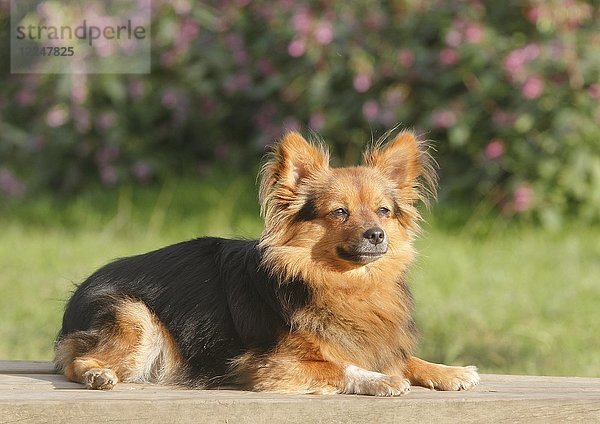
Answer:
259, 131, 329, 218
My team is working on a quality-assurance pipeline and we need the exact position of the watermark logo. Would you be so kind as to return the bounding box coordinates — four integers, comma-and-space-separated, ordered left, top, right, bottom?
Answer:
11, 0, 151, 74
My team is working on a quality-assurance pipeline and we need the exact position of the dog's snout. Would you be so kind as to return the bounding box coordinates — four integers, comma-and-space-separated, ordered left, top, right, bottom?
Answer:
363, 227, 385, 245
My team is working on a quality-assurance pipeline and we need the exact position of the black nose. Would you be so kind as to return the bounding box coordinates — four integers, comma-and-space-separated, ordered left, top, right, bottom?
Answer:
364, 227, 385, 245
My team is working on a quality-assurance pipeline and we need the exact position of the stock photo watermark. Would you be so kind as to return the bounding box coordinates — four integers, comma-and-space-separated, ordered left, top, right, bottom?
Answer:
11, 0, 151, 74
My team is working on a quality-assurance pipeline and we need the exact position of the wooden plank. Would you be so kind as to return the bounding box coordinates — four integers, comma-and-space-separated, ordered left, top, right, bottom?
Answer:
0, 362, 599, 423
0, 360, 57, 374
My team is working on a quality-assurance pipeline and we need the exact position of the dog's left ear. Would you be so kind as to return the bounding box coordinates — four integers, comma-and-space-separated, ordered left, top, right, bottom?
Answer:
363, 130, 437, 203
259, 131, 329, 218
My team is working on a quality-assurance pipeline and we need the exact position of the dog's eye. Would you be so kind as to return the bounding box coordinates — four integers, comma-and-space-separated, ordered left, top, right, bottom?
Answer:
331, 208, 349, 218
377, 207, 391, 217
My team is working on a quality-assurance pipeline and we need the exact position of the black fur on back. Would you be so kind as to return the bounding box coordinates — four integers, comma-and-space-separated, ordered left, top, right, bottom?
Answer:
57, 238, 309, 387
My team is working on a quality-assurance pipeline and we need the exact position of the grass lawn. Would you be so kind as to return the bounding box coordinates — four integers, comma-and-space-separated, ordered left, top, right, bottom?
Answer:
1, 176, 598, 377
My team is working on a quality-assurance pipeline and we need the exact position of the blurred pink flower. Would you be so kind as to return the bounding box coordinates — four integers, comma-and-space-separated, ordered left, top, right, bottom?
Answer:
223, 73, 251, 95
526, 6, 540, 23
226, 33, 244, 50
504, 50, 525, 78
178, 19, 200, 42
431, 109, 456, 128
16, 89, 35, 106
314, 21, 334, 45
73, 108, 91, 133
445, 29, 462, 48
257, 59, 275, 76
522, 43, 540, 61
173, 0, 191, 14
513, 184, 534, 212
132, 161, 153, 183
309, 112, 325, 130
128, 80, 144, 100
234, 49, 249, 65
96, 112, 117, 132
362, 100, 379, 120
485, 138, 505, 160
100, 165, 118, 185
561, 1, 593, 30
397, 49, 414, 68
464, 23, 483, 43
364, 13, 385, 31
353, 73, 372, 93
71, 76, 88, 105
384, 87, 406, 108
0, 168, 26, 198
588, 84, 600, 100
521, 75, 544, 99
504, 44, 539, 81
95, 145, 120, 165
282, 117, 301, 132
254, 104, 276, 130
176, 19, 199, 52
549, 41, 564, 57
46, 105, 69, 128
439, 48, 459, 65
380, 63, 394, 77
288, 38, 306, 57
380, 109, 396, 127
292, 8, 311, 34
255, 4, 275, 21
215, 15, 230, 32
492, 110, 516, 127
94, 39, 116, 58
162, 89, 179, 109
160, 51, 177, 68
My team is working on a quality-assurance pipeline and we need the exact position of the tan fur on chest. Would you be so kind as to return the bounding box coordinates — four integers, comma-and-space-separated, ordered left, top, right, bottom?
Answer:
291, 275, 416, 372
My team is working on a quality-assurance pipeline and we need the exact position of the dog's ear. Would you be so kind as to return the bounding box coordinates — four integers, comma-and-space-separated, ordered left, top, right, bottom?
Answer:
363, 130, 437, 204
259, 131, 329, 217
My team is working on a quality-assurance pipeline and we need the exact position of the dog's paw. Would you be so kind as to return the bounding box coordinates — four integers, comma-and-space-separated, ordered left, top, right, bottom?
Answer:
83, 368, 118, 390
343, 365, 410, 396
424, 365, 480, 391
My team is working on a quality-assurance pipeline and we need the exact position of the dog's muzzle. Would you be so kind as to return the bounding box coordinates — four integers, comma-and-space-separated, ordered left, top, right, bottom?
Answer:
336, 227, 388, 264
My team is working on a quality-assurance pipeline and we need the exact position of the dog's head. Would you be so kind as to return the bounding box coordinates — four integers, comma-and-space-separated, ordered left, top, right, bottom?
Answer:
259, 130, 437, 280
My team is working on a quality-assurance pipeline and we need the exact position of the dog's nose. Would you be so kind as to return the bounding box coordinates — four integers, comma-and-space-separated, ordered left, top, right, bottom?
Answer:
363, 227, 385, 245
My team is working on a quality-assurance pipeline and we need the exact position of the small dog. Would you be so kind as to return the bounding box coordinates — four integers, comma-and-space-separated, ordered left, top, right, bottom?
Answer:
55, 130, 480, 395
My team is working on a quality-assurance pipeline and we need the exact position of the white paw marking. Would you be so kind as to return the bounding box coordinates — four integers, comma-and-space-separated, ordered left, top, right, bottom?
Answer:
83, 368, 118, 390
428, 365, 481, 391
343, 365, 410, 396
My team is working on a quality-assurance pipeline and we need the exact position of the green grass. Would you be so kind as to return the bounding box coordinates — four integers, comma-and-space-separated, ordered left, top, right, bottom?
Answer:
413, 220, 600, 377
1, 176, 598, 377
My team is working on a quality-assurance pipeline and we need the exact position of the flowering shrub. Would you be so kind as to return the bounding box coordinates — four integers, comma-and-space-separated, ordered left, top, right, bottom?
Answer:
1, 0, 598, 225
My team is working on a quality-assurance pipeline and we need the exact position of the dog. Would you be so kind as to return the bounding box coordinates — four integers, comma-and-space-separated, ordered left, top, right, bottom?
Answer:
55, 130, 480, 395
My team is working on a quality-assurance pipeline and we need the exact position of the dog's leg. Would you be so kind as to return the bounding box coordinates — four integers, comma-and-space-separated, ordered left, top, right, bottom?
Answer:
55, 331, 122, 390
341, 364, 411, 396
402, 356, 480, 391
55, 300, 181, 390
64, 356, 119, 390
231, 333, 410, 396
233, 353, 410, 396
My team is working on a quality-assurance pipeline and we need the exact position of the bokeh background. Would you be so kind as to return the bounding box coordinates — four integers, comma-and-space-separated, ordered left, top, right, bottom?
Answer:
1, 0, 599, 377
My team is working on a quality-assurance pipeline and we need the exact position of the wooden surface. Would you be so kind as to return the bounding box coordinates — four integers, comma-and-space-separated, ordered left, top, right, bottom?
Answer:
1, 361, 598, 423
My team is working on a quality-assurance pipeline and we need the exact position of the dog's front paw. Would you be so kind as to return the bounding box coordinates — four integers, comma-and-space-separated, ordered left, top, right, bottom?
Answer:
425, 365, 480, 391
343, 365, 410, 396
83, 368, 118, 390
